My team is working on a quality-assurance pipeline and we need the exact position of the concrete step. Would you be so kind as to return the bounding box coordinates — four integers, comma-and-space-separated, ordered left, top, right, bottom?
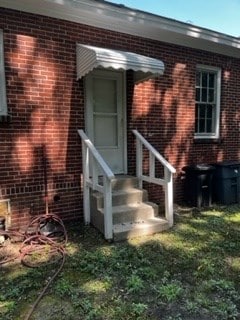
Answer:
90, 175, 170, 241
98, 175, 138, 191
113, 217, 169, 241
91, 188, 148, 208
98, 201, 158, 224
111, 175, 139, 190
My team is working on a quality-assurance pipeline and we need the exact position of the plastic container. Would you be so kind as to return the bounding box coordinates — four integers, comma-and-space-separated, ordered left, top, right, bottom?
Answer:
183, 164, 215, 208
213, 161, 240, 204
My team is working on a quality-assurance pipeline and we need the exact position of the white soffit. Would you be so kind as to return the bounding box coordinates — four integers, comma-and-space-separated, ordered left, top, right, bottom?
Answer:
76, 44, 165, 82
1, 0, 240, 58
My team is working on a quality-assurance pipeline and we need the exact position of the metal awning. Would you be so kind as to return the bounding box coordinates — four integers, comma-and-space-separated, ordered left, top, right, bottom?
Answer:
76, 44, 164, 83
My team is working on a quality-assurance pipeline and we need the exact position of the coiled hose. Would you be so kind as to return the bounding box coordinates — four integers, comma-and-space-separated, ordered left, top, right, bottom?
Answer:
0, 213, 67, 320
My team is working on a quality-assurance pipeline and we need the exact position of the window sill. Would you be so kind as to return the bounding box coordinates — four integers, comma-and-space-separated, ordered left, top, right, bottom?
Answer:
194, 137, 223, 144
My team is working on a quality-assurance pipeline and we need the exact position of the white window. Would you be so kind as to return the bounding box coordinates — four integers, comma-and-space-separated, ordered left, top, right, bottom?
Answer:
0, 30, 7, 116
195, 65, 221, 139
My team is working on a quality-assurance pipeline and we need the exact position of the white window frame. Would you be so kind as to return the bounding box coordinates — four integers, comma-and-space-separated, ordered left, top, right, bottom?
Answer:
194, 65, 221, 139
0, 29, 7, 116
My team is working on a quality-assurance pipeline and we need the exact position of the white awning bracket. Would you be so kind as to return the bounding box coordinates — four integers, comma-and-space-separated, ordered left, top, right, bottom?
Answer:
76, 44, 164, 83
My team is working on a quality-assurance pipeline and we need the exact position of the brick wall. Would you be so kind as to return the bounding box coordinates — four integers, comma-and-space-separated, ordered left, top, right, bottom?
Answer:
0, 8, 240, 227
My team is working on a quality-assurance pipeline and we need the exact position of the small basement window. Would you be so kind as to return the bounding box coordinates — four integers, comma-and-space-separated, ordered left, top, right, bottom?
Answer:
195, 65, 221, 139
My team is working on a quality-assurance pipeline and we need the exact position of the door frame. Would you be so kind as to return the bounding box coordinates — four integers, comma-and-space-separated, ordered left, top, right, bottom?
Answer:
84, 68, 127, 174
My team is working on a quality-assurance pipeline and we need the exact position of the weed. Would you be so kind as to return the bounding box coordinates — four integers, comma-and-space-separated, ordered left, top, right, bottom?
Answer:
131, 302, 148, 317
185, 299, 199, 313
155, 280, 183, 303
204, 278, 239, 298
54, 278, 73, 297
209, 300, 239, 320
195, 257, 216, 277
79, 298, 102, 320
126, 273, 145, 293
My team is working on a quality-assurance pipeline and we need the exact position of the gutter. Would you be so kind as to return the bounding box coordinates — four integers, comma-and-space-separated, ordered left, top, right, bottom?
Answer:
1, 0, 240, 57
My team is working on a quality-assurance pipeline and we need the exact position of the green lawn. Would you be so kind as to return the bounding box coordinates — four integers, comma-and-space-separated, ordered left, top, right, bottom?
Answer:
1, 205, 240, 320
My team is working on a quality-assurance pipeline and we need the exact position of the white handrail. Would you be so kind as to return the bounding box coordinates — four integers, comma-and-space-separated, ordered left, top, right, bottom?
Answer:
78, 129, 115, 240
132, 129, 176, 227
78, 130, 115, 179
132, 130, 176, 174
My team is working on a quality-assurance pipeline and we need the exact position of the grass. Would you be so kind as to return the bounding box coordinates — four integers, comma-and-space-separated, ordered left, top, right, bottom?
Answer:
0, 204, 240, 319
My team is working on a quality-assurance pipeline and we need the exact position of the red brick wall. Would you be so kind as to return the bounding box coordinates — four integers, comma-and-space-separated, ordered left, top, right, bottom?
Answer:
0, 8, 239, 227
127, 47, 240, 203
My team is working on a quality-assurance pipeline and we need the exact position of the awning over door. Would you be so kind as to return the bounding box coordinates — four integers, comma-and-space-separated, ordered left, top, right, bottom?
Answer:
76, 44, 164, 83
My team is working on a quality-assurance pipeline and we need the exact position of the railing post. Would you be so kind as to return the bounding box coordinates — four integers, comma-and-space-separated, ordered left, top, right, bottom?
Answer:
103, 176, 113, 240
82, 142, 90, 225
149, 152, 155, 178
78, 129, 115, 240
92, 159, 98, 189
164, 167, 174, 227
136, 138, 143, 189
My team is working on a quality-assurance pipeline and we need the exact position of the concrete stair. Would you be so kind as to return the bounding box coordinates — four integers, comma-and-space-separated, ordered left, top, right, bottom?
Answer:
90, 175, 170, 241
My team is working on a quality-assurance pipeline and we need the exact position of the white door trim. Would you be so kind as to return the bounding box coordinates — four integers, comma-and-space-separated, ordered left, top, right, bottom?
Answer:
84, 69, 127, 174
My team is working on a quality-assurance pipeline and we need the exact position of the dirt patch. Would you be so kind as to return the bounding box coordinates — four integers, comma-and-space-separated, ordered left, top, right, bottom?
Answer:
0, 239, 20, 265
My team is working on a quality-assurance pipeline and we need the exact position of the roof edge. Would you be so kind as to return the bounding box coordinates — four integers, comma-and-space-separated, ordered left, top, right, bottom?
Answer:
1, 0, 240, 58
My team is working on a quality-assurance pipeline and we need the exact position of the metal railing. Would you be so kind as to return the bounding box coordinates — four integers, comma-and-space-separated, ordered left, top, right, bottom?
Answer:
132, 130, 176, 226
78, 130, 115, 240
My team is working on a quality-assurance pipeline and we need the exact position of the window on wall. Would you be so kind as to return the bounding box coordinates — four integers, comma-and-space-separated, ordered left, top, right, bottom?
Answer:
0, 29, 7, 116
195, 65, 221, 139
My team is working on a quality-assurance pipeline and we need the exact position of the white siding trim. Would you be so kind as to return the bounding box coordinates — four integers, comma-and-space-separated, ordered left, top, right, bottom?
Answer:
194, 65, 221, 139
0, 30, 7, 115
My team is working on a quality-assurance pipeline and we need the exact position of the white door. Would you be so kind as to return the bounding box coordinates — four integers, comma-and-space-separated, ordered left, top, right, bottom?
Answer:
85, 69, 126, 174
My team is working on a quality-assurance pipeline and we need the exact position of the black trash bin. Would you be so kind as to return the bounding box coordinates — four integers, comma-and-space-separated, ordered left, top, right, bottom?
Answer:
183, 164, 215, 208
213, 161, 240, 204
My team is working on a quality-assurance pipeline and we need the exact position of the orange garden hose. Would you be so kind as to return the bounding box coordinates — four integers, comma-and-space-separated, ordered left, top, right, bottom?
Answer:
0, 213, 68, 320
